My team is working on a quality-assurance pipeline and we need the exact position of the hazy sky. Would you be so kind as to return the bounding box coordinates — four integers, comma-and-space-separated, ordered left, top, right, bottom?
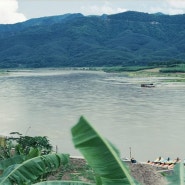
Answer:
1, 0, 185, 24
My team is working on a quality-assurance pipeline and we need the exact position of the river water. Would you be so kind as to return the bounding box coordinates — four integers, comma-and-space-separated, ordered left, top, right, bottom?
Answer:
0, 69, 185, 162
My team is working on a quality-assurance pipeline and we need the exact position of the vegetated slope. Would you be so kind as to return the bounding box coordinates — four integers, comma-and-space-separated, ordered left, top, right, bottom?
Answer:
0, 11, 185, 68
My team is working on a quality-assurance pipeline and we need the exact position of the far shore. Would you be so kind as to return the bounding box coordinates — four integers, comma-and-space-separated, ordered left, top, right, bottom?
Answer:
1, 67, 185, 84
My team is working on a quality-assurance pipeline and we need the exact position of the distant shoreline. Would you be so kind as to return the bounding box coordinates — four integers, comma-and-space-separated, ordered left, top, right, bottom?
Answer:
1, 67, 185, 83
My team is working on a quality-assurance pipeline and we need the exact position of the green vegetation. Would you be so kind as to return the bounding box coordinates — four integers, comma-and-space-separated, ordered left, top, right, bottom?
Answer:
101, 62, 185, 83
71, 116, 139, 185
166, 163, 185, 185
160, 64, 185, 73
102, 60, 185, 74
0, 132, 53, 160
0, 153, 69, 185
0, 117, 185, 184
103, 66, 155, 73
0, 11, 185, 68
0, 133, 70, 184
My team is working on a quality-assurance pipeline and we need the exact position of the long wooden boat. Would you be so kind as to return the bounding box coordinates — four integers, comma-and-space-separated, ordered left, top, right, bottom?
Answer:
141, 83, 155, 88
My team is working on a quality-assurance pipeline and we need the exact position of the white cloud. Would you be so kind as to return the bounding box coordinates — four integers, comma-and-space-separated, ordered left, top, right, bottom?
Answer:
147, 0, 185, 15
0, 0, 27, 24
166, 0, 185, 8
164, 0, 185, 14
81, 1, 127, 15
149, 7, 183, 15
167, 8, 184, 15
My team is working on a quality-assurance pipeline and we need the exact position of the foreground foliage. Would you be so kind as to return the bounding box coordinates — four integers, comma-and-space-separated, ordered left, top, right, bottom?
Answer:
166, 162, 185, 185
1, 116, 185, 184
34, 181, 92, 185
71, 116, 139, 185
0, 153, 69, 185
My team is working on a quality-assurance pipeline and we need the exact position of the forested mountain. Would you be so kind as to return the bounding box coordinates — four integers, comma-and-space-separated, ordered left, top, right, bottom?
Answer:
0, 11, 185, 68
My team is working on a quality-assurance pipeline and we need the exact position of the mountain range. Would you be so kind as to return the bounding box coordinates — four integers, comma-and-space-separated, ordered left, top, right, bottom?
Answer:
0, 11, 185, 68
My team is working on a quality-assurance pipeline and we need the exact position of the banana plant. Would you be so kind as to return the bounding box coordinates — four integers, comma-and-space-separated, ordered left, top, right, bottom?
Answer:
0, 147, 41, 171
166, 162, 185, 185
71, 116, 139, 185
0, 153, 69, 185
0, 155, 24, 171
34, 180, 93, 185
32, 116, 140, 185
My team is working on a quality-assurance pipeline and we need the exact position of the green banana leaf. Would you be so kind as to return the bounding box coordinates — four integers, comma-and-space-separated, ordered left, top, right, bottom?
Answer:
0, 155, 25, 170
26, 147, 41, 160
71, 116, 139, 185
166, 162, 185, 185
0, 153, 69, 185
0, 147, 41, 171
33, 180, 93, 185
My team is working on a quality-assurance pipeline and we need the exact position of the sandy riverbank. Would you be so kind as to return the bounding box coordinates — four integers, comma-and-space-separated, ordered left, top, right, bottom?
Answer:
52, 157, 169, 185
128, 163, 168, 185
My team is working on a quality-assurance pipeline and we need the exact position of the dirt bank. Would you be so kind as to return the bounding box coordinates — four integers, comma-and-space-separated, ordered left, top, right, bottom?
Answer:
49, 157, 168, 185
129, 163, 168, 185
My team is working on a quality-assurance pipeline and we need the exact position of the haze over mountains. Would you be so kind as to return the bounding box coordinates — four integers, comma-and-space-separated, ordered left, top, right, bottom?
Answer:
0, 11, 185, 68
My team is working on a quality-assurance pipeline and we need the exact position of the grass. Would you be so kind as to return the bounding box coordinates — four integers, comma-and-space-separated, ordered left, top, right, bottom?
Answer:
118, 67, 185, 82
102, 66, 156, 73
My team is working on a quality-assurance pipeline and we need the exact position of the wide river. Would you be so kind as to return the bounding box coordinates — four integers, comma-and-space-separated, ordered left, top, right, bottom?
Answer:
0, 69, 185, 162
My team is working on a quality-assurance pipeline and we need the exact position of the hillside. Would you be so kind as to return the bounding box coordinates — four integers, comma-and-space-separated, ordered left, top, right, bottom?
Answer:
0, 11, 185, 68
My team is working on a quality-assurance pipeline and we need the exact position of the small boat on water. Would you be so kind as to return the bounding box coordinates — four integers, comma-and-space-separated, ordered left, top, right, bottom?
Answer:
141, 83, 155, 88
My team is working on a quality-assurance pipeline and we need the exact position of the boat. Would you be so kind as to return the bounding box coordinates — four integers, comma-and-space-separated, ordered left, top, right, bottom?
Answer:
141, 83, 155, 88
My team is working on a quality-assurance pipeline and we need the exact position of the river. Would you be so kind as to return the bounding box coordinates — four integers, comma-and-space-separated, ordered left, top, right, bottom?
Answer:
0, 69, 185, 162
